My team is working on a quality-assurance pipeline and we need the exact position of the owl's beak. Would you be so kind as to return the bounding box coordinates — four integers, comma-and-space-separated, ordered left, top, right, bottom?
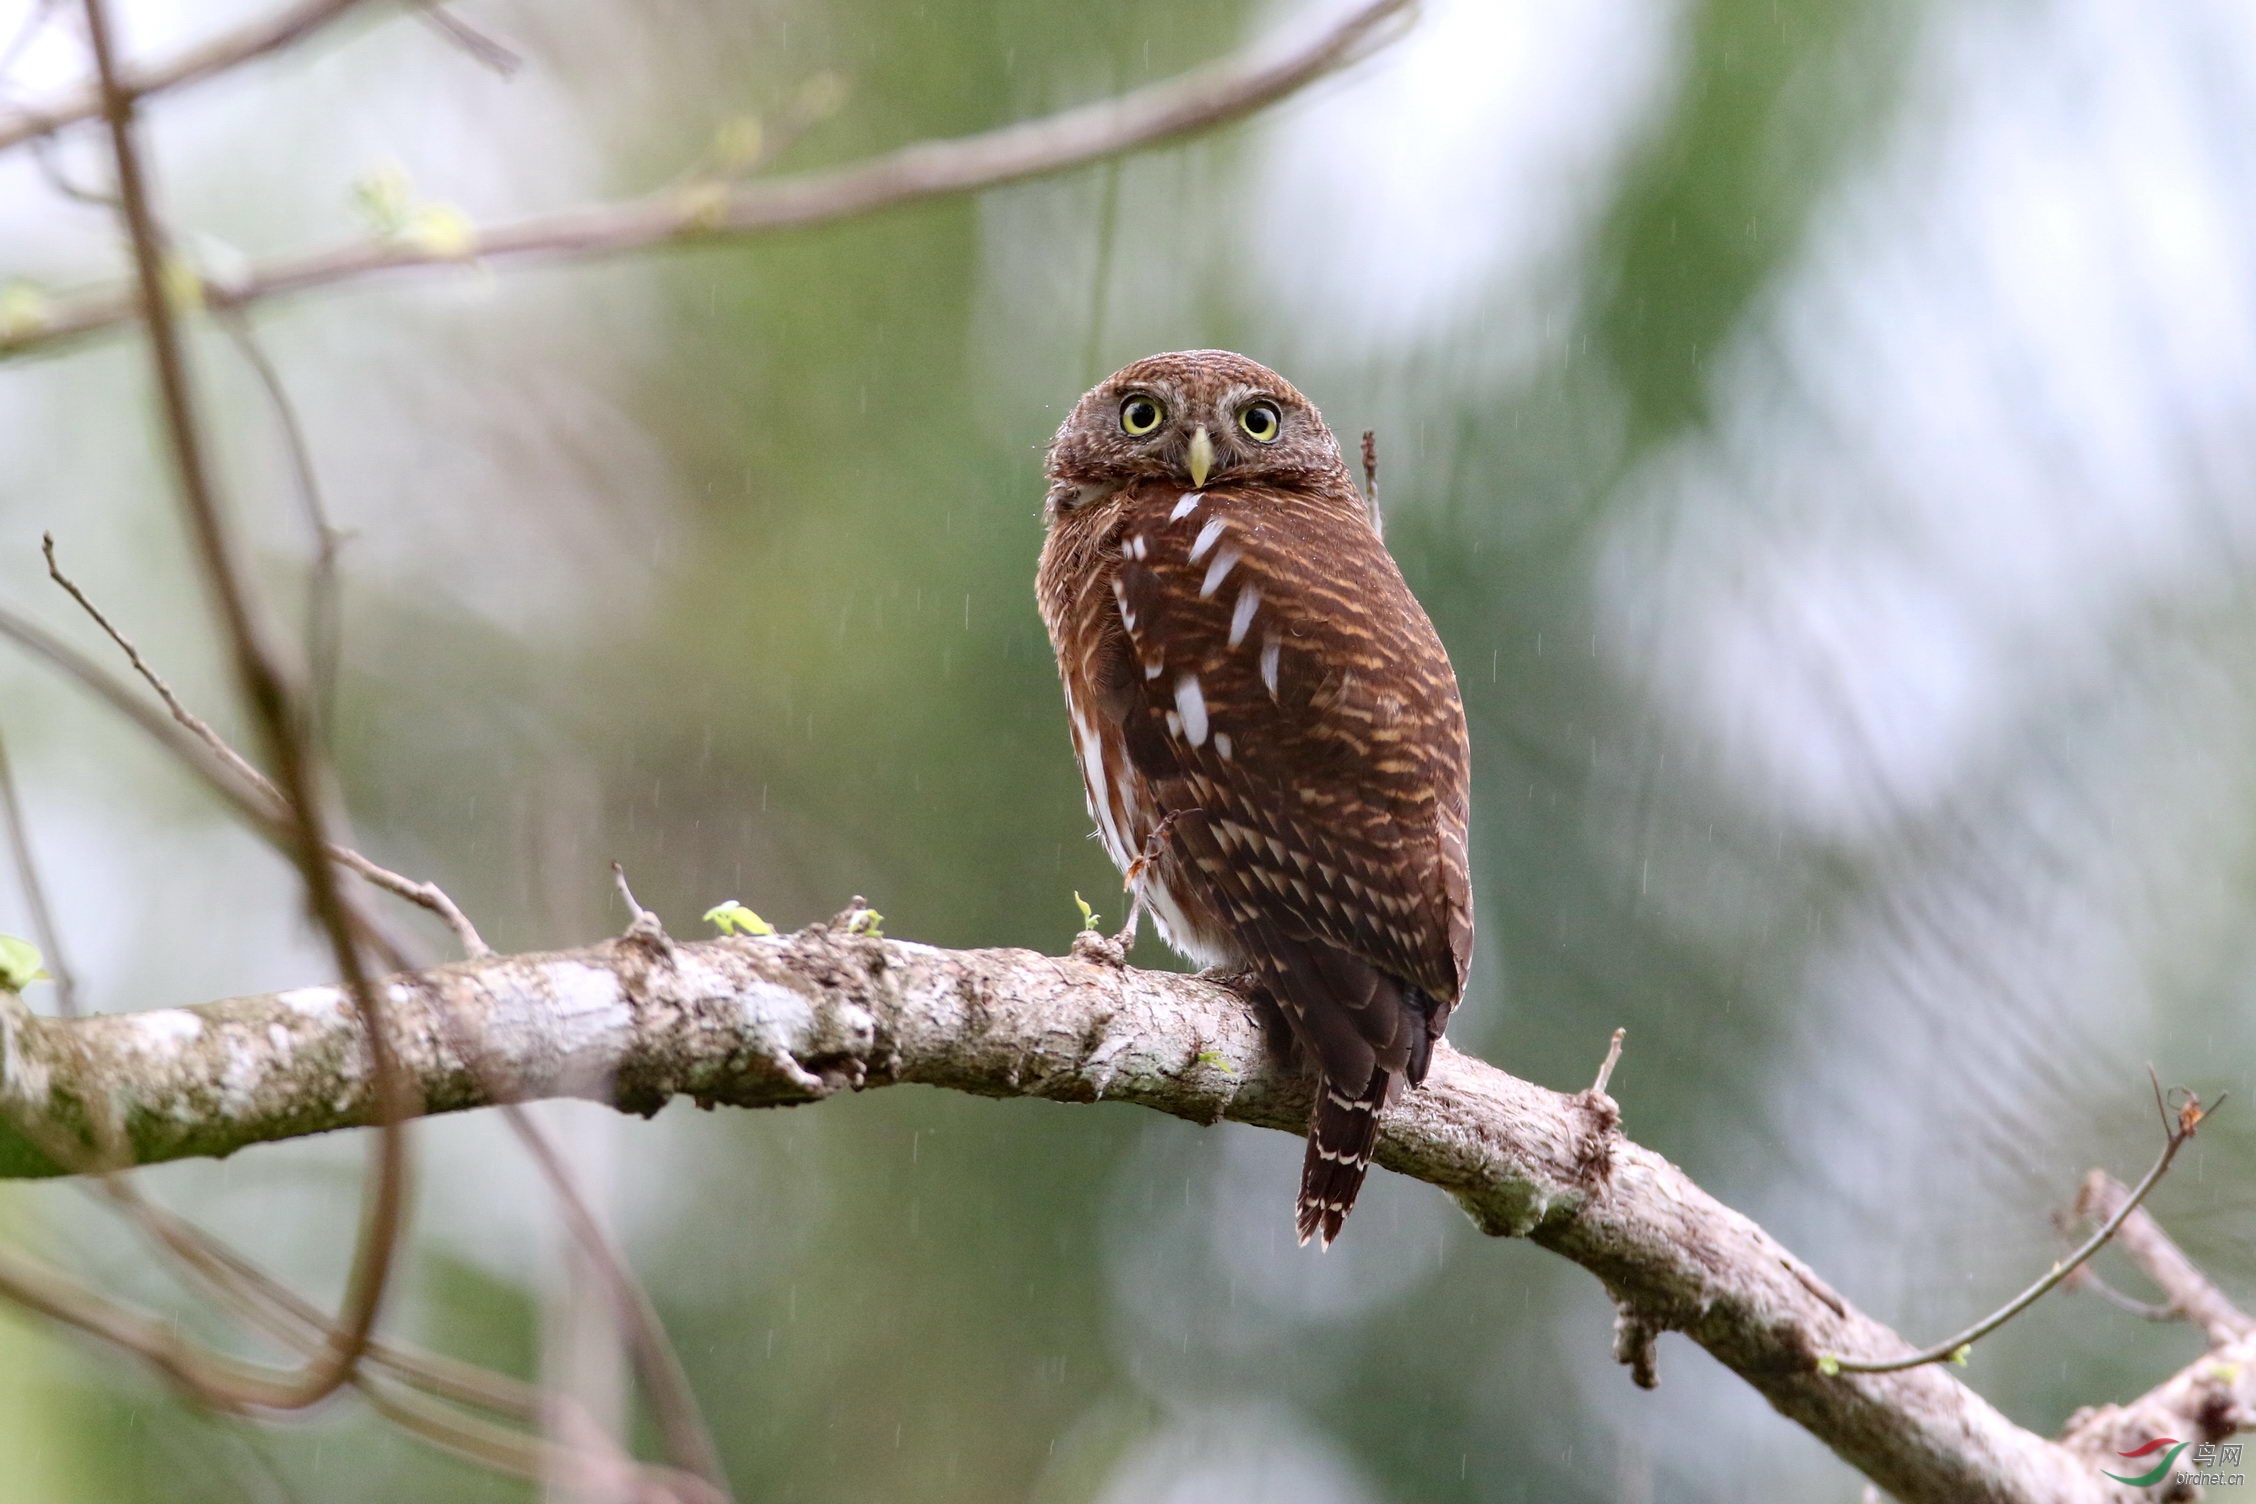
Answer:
1186, 425, 1216, 489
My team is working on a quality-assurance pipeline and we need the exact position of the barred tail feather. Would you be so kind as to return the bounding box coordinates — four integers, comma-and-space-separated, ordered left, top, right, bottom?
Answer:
1296, 1069, 1390, 1249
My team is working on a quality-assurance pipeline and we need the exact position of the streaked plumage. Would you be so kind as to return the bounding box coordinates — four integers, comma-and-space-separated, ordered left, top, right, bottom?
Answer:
1035, 350, 1473, 1246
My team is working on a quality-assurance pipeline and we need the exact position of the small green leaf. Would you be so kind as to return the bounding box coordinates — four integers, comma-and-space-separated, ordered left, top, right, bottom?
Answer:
352, 164, 414, 237
403, 204, 477, 259
1193, 1049, 1235, 1075
0, 281, 50, 342
702, 901, 775, 937
846, 908, 884, 938
1949, 1344, 1971, 1367
1816, 1354, 1840, 1377
0, 935, 48, 992
159, 254, 204, 314
677, 181, 729, 231
1073, 891, 1098, 931
713, 115, 765, 168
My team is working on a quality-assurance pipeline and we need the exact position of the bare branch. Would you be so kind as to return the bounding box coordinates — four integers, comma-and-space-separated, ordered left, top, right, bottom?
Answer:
78, 0, 405, 1409
1826, 1093, 2216, 1375
0, 731, 80, 1016
0, 0, 376, 153
20, 544, 719, 1484
0, 927, 2132, 1504
2062, 1324, 2256, 1476
1, 0, 1414, 359
2072, 1170, 2255, 1348
1588, 1025, 1624, 1096
40, 534, 489, 956
414, 5, 523, 78
212, 312, 348, 730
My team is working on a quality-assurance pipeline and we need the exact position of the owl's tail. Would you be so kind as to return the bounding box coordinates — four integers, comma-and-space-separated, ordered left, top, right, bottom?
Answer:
1296, 1069, 1390, 1249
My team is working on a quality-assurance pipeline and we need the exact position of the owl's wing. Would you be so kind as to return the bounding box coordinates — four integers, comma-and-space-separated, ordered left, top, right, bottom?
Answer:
1101, 482, 1473, 1085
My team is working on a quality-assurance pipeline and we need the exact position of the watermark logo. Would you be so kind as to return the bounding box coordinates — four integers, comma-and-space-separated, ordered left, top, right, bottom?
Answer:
2103, 1438, 2243, 1489
2105, 1438, 2190, 1487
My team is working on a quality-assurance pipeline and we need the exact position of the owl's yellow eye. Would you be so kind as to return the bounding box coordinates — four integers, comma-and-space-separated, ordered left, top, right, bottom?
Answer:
1239, 401, 1282, 443
1119, 395, 1165, 436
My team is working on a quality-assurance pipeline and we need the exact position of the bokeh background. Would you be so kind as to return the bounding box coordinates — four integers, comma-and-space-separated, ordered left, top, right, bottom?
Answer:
4, 0, 2256, 1498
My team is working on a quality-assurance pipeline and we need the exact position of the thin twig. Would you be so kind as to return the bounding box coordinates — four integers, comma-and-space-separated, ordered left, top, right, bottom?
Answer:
79, 0, 406, 1409
2071, 1169, 2255, 1347
357, 1378, 725, 1504
2060, 1263, 2178, 1324
415, 877, 725, 1490
212, 313, 348, 734
1825, 1085, 2223, 1374
0, 0, 377, 152
611, 860, 672, 955
611, 861, 648, 922
1589, 1027, 1625, 1097
0, 600, 292, 837
40, 535, 489, 956
3, 571, 716, 1480
2, 0, 1415, 359
415, 5, 522, 76
28, 130, 118, 209
0, 731, 79, 1016
97, 1175, 541, 1421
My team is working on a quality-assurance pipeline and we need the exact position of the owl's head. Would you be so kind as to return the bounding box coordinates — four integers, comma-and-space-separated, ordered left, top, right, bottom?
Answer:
1044, 350, 1346, 517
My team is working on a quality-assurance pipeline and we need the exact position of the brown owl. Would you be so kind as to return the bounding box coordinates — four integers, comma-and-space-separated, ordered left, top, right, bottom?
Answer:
1035, 350, 1474, 1247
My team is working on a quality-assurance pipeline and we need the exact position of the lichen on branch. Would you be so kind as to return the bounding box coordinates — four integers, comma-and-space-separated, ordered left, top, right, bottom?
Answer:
0, 922, 2170, 1503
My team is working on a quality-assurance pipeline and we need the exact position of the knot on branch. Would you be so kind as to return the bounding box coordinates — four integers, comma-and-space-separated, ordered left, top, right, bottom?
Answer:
1069, 928, 1126, 968
1611, 1301, 1663, 1390
1572, 1027, 1628, 1188
608, 861, 675, 965
826, 897, 887, 952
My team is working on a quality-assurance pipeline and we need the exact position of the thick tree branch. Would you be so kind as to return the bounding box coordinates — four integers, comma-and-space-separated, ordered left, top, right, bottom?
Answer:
0, 924, 2184, 1504
0, 0, 1412, 359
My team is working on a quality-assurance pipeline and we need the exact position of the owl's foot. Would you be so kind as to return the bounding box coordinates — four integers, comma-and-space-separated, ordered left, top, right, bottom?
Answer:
1105, 888, 1146, 958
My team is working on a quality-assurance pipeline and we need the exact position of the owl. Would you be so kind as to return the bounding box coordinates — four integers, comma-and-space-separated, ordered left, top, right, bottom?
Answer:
1035, 350, 1473, 1247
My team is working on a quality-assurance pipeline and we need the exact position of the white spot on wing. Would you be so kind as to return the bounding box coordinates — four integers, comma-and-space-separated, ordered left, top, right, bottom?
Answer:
1189, 516, 1227, 563
1174, 674, 1209, 747
1072, 702, 1131, 868
1166, 710, 1182, 737
1111, 577, 1137, 632
1169, 494, 1202, 522
1228, 583, 1261, 646
1215, 732, 1233, 760
1260, 634, 1282, 697
1198, 547, 1240, 599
